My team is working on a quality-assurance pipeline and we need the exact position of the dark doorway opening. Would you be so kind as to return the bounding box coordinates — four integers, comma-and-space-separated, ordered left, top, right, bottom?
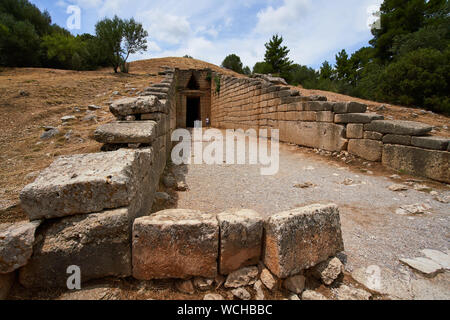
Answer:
187, 74, 200, 90
186, 97, 201, 127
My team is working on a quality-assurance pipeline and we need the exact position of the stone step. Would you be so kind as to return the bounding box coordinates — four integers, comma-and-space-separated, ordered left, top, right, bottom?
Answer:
365, 120, 433, 135
20, 149, 153, 220
110, 96, 165, 117
334, 113, 384, 124
94, 121, 158, 144
141, 91, 168, 99
146, 86, 169, 93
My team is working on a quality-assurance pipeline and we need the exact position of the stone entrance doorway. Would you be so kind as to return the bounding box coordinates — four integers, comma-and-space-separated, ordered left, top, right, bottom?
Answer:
186, 97, 201, 127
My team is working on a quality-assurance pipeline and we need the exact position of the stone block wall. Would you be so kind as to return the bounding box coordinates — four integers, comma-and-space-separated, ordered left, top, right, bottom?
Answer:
210, 73, 449, 183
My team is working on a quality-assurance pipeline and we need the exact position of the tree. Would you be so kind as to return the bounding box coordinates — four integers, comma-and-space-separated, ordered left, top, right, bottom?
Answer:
95, 15, 148, 73
263, 34, 292, 78
252, 61, 273, 74
334, 49, 350, 82
242, 66, 251, 76
319, 61, 334, 80
221, 54, 244, 74
288, 64, 317, 86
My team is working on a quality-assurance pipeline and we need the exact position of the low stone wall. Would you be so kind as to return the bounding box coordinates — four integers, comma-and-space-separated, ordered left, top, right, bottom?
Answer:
210, 74, 449, 183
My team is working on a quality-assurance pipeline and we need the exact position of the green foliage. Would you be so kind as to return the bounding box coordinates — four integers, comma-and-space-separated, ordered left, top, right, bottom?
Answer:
242, 66, 251, 76
183, 55, 193, 59
287, 64, 317, 86
252, 61, 273, 74
379, 48, 449, 113
263, 34, 293, 78
221, 53, 244, 74
214, 75, 221, 94
319, 61, 334, 80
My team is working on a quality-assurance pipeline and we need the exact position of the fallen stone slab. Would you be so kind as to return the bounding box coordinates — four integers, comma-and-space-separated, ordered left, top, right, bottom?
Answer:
348, 139, 383, 162
94, 121, 158, 144
411, 136, 449, 151
333, 102, 367, 114
382, 134, 412, 146
224, 266, 259, 288
263, 204, 344, 278
110, 96, 165, 117
20, 149, 153, 220
396, 203, 431, 215
0, 220, 41, 273
19, 208, 131, 288
283, 274, 305, 294
421, 249, 450, 270
217, 209, 264, 275
382, 144, 450, 183
132, 209, 219, 280
400, 257, 443, 277
335, 113, 383, 124
365, 120, 432, 136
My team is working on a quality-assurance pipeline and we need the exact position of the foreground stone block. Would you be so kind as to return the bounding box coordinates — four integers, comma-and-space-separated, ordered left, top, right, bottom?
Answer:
110, 96, 165, 117
263, 204, 344, 278
217, 209, 264, 275
335, 113, 383, 124
382, 144, 450, 183
94, 121, 158, 144
0, 272, 15, 300
132, 209, 219, 280
411, 136, 449, 151
348, 139, 383, 162
19, 208, 131, 288
20, 149, 152, 220
281, 122, 347, 152
365, 120, 432, 136
0, 221, 41, 273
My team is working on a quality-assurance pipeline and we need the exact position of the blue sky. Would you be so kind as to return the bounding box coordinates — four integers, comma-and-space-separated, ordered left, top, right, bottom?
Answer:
30, 0, 383, 69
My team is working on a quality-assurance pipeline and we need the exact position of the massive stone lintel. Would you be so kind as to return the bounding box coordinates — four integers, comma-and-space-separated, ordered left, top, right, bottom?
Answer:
263, 204, 344, 279
19, 208, 131, 288
280, 121, 348, 152
132, 209, 219, 280
382, 144, 450, 183
20, 149, 153, 221
217, 209, 264, 275
94, 121, 158, 144
365, 120, 432, 136
110, 96, 165, 117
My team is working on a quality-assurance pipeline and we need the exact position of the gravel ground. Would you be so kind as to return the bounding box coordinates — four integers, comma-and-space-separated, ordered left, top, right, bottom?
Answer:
171, 129, 450, 299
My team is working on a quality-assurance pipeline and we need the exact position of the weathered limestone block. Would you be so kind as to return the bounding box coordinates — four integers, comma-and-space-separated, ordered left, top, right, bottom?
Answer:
316, 111, 334, 122
411, 136, 449, 151
20, 149, 153, 220
132, 209, 219, 280
0, 272, 15, 300
0, 221, 40, 273
333, 102, 367, 114
263, 204, 344, 278
19, 208, 131, 288
346, 124, 364, 139
383, 134, 412, 146
335, 113, 384, 124
312, 257, 343, 285
365, 120, 432, 136
364, 131, 383, 141
348, 139, 383, 162
94, 121, 158, 144
383, 144, 450, 183
217, 209, 264, 275
110, 96, 165, 117
141, 91, 168, 100
303, 101, 334, 111
281, 122, 347, 152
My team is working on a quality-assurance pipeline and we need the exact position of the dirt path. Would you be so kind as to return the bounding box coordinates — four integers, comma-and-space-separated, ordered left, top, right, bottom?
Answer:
170, 129, 450, 299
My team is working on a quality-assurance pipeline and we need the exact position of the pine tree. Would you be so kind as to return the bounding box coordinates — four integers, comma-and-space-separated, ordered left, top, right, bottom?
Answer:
263, 34, 292, 77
